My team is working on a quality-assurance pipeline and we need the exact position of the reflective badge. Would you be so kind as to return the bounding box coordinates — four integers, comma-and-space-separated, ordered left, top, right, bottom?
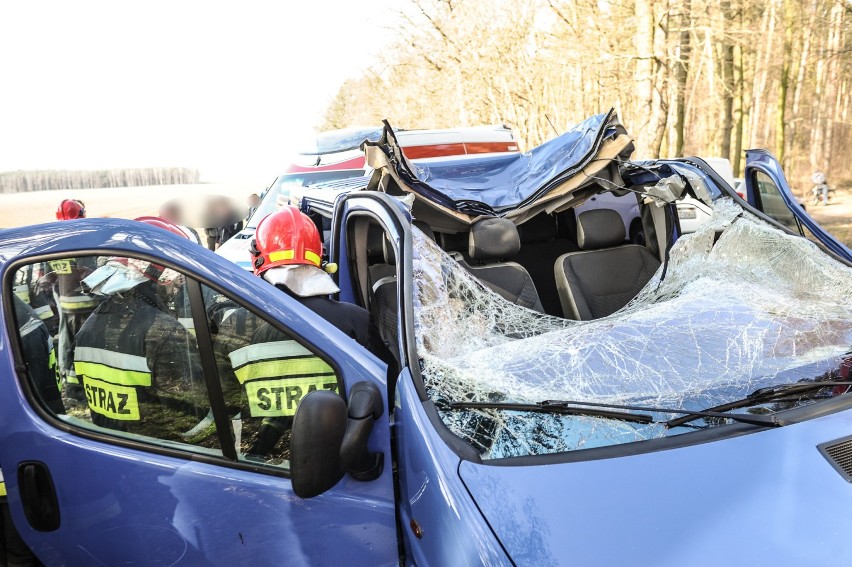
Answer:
84, 377, 140, 421
245, 377, 338, 417
48, 259, 73, 275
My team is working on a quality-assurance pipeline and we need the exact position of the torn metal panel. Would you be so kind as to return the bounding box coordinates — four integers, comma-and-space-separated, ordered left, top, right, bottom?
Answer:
364, 110, 634, 228
412, 199, 852, 458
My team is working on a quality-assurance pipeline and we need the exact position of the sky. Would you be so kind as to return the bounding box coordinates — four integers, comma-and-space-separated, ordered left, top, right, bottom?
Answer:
0, 1, 397, 182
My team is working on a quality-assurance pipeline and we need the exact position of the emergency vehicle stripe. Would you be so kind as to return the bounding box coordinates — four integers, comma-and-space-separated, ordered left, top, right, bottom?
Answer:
0, 468, 5, 497
228, 340, 314, 370
245, 376, 338, 417
33, 304, 54, 320
74, 347, 151, 387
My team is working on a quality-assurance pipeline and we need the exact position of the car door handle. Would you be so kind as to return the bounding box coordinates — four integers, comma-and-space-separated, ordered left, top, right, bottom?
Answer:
18, 461, 61, 531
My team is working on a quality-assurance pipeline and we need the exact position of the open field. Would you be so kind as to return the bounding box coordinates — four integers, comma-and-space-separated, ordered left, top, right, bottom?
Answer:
0, 183, 261, 229
1, 183, 851, 249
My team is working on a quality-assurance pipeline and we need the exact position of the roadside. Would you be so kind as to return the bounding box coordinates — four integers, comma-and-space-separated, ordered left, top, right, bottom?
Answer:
801, 187, 852, 248
0, 183, 259, 229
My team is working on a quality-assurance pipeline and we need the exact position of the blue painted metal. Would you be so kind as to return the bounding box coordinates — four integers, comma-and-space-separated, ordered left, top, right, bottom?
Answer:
745, 149, 852, 261
3, 174, 852, 565
0, 219, 397, 565
393, 371, 510, 566
382, 111, 618, 215
459, 406, 852, 565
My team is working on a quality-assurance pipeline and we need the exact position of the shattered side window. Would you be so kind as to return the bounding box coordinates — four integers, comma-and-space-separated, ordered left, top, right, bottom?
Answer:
412, 199, 852, 459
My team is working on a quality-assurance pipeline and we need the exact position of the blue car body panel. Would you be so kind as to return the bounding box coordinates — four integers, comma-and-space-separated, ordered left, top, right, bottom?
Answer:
459, 407, 852, 565
745, 149, 852, 261
0, 139, 850, 565
0, 220, 398, 565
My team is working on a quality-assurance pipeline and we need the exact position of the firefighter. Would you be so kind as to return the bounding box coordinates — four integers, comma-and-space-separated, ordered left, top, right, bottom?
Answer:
45, 200, 100, 401
55, 198, 86, 221
233, 206, 392, 456
73, 218, 207, 441
1, 296, 61, 566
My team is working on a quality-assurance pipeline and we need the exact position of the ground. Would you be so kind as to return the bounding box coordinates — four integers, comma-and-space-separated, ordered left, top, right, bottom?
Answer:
0, 183, 256, 229
803, 188, 852, 247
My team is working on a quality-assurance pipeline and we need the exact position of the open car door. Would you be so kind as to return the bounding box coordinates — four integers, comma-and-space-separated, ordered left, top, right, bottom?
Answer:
744, 149, 852, 262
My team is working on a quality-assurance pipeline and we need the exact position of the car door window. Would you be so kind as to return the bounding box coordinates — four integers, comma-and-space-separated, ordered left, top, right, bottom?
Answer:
201, 283, 341, 470
753, 170, 800, 232
10, 255, 222, 457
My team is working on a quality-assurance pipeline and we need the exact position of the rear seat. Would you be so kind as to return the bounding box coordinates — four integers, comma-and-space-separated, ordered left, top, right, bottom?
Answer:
456, 218, 544, 312
554, 209, 659, 320
513, 212, 580, 316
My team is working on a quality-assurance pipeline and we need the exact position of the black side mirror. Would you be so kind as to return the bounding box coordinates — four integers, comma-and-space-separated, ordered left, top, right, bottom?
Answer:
340, 381, 384, 481
290, 390, 347, 498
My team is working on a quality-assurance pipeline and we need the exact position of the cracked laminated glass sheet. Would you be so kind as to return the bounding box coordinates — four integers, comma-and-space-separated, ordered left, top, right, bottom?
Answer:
412, 198, 852, 458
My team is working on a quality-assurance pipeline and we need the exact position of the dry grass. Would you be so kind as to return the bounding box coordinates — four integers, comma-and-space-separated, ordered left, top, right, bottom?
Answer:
0, 183, 256, 229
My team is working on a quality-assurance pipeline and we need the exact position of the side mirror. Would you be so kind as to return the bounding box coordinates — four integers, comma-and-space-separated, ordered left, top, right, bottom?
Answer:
340, 381, 384, 481
290, 390, 347, 498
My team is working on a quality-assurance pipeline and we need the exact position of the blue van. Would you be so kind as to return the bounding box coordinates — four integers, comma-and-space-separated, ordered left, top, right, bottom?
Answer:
1, 113, 851, 565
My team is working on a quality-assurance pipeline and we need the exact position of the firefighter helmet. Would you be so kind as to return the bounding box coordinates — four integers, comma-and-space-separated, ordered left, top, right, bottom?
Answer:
56, 199, 86, 220
134, 216, 189, 239
250, 206, 322, 275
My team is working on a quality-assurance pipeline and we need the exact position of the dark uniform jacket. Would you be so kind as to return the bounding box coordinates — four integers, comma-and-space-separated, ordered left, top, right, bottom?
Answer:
73, 282, 206, 440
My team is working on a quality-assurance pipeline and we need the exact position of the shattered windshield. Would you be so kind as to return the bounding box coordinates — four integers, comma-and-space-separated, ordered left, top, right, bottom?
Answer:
412, 199, 852, 459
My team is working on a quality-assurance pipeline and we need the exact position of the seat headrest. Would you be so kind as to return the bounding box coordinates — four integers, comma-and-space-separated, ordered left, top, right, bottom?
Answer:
577, 209, 626, 250
469, 217, 521, 260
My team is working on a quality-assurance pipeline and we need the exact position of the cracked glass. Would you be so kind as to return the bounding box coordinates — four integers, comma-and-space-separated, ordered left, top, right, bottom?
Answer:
412, 199, 852, 459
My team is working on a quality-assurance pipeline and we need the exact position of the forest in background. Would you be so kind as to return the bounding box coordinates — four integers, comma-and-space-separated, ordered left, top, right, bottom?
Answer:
0, 167, 201, 194
323, 0, 852, 188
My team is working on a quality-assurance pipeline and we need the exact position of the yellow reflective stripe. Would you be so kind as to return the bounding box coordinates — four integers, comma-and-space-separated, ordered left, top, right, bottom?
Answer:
14, 285, 29, 302
267, 249, 321, 267
304, 250, 321, 266
75, 361, 151, 387
234, 358, 333, 385
75, 346, 150, 373
34, 305, 54, 320
83, 377, 140, 421
245, 376, 338, 417
49, 349, 59, 390
48, 259, 73, 274
0, 482, 5, 497
268, 249, 295, 262
58, 296, 99, 311
229, 340, 312, 370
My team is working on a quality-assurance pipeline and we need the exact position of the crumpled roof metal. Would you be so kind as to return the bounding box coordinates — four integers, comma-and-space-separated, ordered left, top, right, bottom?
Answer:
363, 110, 635, 230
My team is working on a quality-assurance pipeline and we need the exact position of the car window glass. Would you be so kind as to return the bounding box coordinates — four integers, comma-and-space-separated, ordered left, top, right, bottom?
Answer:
753, 170, 799, 232
201, 283, 341, 470
10, 256, 222, 457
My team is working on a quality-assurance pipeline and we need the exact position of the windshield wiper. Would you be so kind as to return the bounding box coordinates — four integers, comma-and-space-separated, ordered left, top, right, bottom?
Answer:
665, 381, 852, 429
447, 401, 654, 424
448, 399, 780, 427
